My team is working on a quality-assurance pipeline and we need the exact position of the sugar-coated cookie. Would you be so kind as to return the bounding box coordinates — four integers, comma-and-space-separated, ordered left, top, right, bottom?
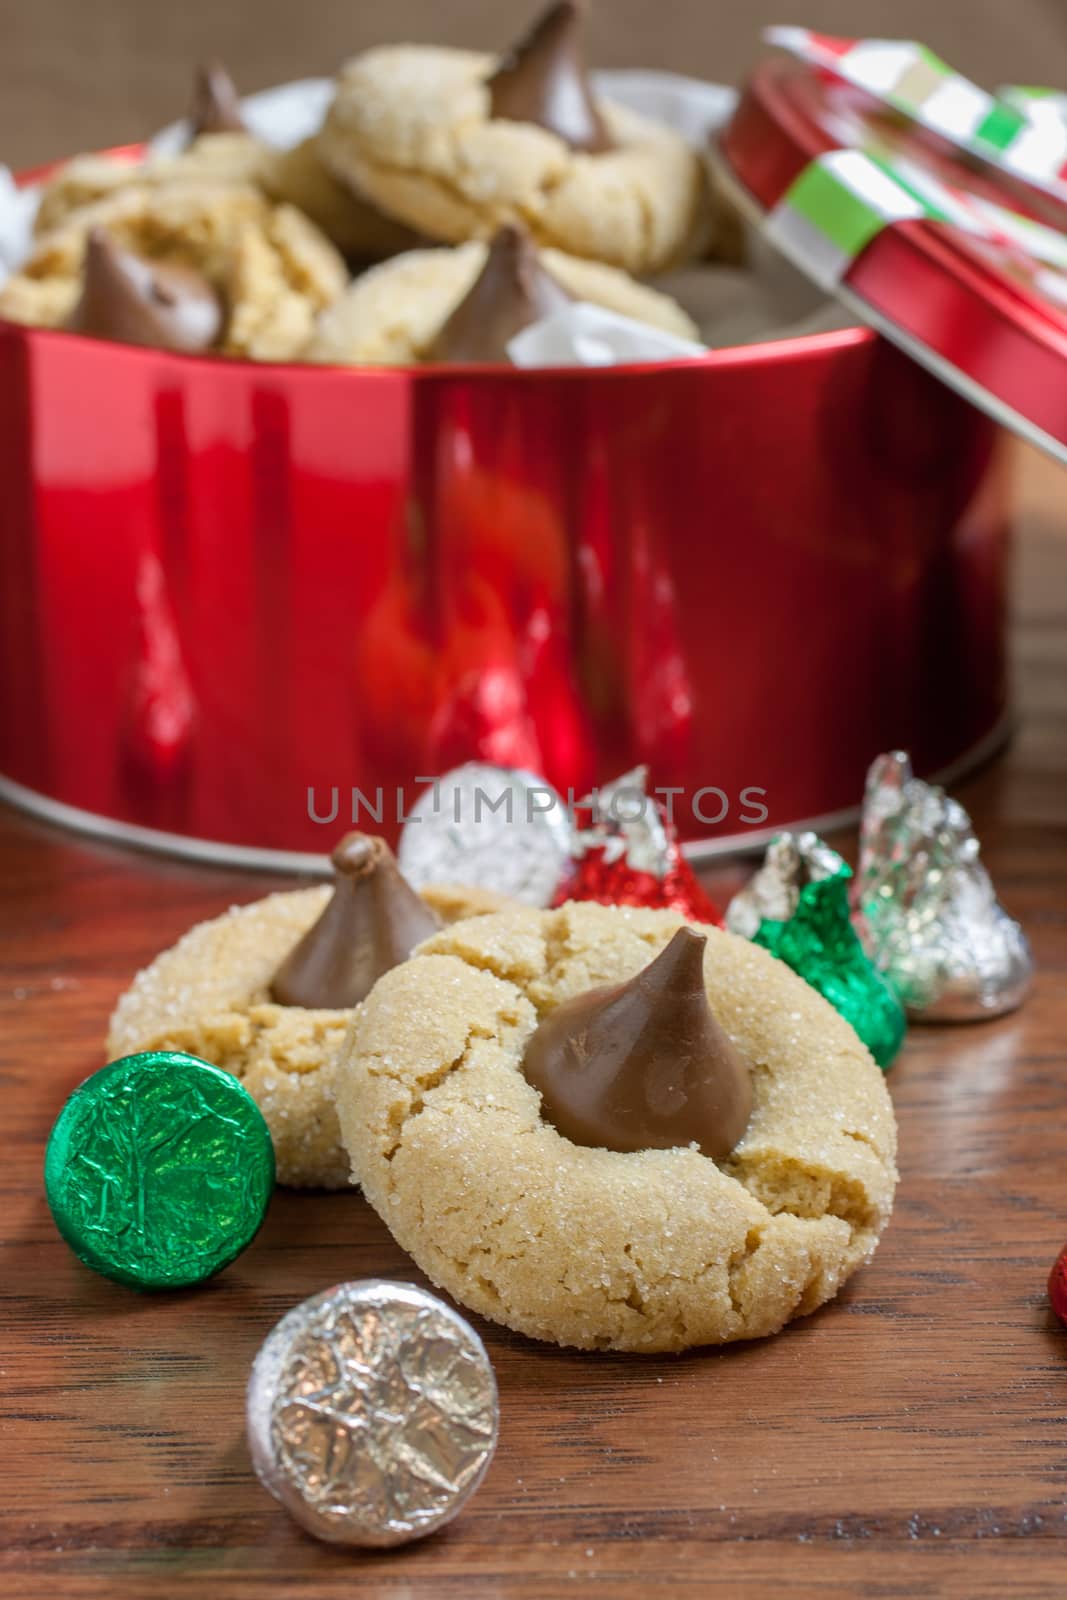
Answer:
305, 233, 698, 365
3, 182, 264, 331
262, 138, 423, 262
184, 60, 420, 260
106, 879, 514, 1189
33, 138, 275, 237
222, 201, 349, 360
0, 182, 347, 361
34, 133, 417, 268
319, 8, 709, 277
334, 902, 898, 1352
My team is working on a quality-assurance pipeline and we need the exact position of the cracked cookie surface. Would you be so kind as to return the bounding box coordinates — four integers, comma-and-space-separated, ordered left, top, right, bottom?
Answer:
33, 134, 418, 265
0, 181, 347, 361
319, 46, 709, 276
263, 136, 423, 262
106, 881, 514, 1189
32, 137, 277, 237
334, 902, 898, 1352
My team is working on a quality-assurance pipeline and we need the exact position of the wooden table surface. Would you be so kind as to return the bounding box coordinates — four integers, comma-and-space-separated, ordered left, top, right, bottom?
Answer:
3, 440, 1066, 1599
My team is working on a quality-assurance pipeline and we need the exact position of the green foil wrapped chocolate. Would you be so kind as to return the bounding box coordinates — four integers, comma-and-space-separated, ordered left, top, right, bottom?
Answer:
44, 1051, 275, 1289
726, 833, 906, 1070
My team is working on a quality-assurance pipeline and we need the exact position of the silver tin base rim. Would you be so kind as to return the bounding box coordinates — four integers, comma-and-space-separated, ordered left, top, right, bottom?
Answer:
0, 714, 1013, 877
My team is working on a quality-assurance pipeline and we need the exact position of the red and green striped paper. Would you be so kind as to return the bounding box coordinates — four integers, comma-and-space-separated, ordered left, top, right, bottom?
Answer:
765, 147, 1067, 290
766, 28, 1067, 203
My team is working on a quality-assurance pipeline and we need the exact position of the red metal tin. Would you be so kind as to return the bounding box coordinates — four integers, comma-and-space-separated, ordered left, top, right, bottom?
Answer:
0, 107, 1013, 868
0, 318, 1010, 865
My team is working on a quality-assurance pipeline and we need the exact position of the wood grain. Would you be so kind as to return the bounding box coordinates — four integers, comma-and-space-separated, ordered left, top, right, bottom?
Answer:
2, 438, 1066, 1598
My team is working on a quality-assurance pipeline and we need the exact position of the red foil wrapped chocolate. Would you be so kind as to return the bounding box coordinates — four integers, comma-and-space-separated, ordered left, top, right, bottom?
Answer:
553, 768, 723, 924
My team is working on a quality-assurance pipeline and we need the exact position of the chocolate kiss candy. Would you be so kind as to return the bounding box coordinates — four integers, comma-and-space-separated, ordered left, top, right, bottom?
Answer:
398, 764, 574, 906
189, 59, 247, 138
727, 832, 906, 1070
854, 750, 1033, 1021
44, 1051, 274, 1290
522, 927, 753, 1159
68, 229, 224, 353
270, 832, 442, 1009
553, 765, 723, 923
486, 1, 615, 154
247, 1281, 499, 1546
427, 225, 574, 363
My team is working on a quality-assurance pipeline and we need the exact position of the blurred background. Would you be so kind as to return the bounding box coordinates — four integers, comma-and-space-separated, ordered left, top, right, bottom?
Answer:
1, 0, 1066, 170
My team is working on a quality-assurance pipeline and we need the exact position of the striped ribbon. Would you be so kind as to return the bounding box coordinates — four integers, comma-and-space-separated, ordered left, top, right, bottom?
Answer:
766, 28, 1067, 203
999, 84, 1067, 130
766, 146, 1067, 292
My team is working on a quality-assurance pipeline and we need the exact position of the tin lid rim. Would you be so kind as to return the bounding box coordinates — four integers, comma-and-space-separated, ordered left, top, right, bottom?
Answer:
717, 55, 1067, 467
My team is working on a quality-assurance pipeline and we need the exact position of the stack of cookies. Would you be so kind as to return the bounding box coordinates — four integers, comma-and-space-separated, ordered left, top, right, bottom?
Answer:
0, 3, 725, 363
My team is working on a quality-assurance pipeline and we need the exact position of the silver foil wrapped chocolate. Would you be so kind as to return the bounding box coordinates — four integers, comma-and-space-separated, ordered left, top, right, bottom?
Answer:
725, 830, 843, 937
398, 762, 573, 905
247, 1280, 499, 1546
572, 766, 669, 874
854, 751, 1033, 1021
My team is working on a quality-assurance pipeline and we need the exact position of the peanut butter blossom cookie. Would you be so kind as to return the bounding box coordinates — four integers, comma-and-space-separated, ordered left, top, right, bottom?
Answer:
107, 834, 514, 1189
64, 227, 225, 353
318, 2, 710, 277
334, 902, 898, 1352
306, 223, 697, 365
180, 60, 424, 262
0, 60, 352, 361
0, 181, 347, 360
31, 60, 419, 265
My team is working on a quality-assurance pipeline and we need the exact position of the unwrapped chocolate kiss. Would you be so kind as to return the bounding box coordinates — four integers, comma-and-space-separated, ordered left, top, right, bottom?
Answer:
487, 1, 615, 154
68, 229, 224, 354
270, 832, 441, 1009
188, 60, 247, 138
427, 225, 574, 363
522, 926, 753, 1159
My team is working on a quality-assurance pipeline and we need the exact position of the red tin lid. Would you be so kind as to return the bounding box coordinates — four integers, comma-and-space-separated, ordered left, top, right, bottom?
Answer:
717, 53, 1067, 465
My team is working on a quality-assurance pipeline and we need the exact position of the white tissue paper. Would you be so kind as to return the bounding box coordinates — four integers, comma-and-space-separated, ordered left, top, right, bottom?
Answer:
596, 70, 738, 146
508, 301, 708, 366
0, 166, 40, 286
